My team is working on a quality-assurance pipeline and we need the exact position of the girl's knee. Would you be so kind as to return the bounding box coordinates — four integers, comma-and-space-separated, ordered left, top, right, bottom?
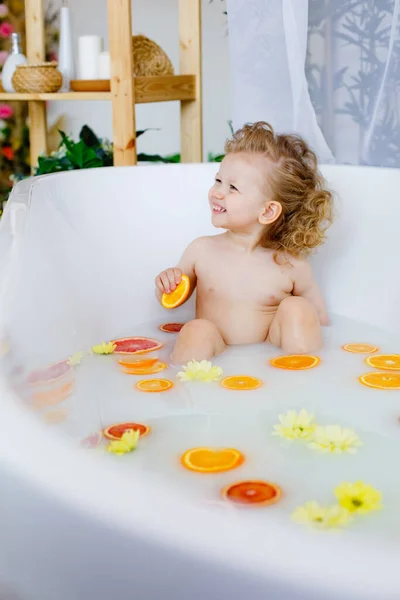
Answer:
180, 319, 217, 335
279, 297, 319, 321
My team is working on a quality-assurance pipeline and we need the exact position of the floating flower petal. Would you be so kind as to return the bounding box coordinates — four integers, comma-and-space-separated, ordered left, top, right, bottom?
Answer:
335, 481, 382, 514
273, 409, 316, 441
67, 351, 84, 366
177, 359, 223, 382
106, 429, 139, 455
92, 341, 116, 355
292, 501, 353, 529
308, 425, 362, 454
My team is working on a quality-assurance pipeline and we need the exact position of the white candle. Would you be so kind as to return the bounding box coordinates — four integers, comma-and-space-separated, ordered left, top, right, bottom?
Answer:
78, 35, 102, 79
98, 51, 110, 79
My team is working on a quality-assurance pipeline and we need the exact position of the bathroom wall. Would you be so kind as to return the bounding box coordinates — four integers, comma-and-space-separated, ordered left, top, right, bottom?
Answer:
48, 0, 230, 160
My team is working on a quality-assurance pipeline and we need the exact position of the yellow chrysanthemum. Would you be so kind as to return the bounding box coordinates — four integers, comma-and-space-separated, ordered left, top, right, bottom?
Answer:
308, 425, 362, 454
273, 409, 316, 441
292, 501, 353, 529
335, 481, 383, 514
67, 351, 84, 366
91, 341, 116, 355
106, 429, 139, 455
177, 359, 223, 382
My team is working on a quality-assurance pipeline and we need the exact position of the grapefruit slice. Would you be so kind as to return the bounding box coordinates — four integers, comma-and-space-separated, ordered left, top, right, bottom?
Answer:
26, 359, 71, 386
159, 322, 185, 333
220, 375, 263, 390
80, 431, 102, 449
135, 378, 173, 392
111, 336, 163, 355
222, 480, 282, 507
181, 447, 244, 473
342, 343, 379, 354
270, 355, 320, 370
103, 422, 151, 440
364, 354, 400, 371
121, 361, 167, 375
161, 274, 190, 309
359, 372, 400, 390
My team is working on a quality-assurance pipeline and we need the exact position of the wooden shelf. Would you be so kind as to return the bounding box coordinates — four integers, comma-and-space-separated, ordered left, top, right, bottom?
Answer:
0, 75, 196, 104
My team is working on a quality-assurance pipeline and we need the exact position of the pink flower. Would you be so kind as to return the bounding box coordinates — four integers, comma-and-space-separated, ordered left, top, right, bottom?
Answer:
0, 22, 13, 38
0, 50, 7, 65
0, 104, 13, 119
0, 4, 8, 18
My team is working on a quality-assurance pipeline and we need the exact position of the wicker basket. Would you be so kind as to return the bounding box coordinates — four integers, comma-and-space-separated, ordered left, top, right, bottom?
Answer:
132, 35, 174, 76
12, 62, 62, 93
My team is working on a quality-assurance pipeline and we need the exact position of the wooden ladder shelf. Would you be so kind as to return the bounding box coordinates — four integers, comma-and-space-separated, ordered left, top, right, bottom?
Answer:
0, 0, 203, 168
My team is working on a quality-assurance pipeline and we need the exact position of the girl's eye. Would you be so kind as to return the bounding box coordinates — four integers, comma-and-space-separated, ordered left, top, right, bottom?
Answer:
215, 178, 222, 183
230, 184, 238, 191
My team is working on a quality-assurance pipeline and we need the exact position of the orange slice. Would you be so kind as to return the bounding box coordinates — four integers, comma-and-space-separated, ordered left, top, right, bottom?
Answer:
270, 355, 320, 370
135, 378, 173, 393
181, 447, 244, 473
103, 422, 151, 440
121, 361, 167, 375
222, 480, 282, 507
364, 354, 400, 371
220, 375, 262, 390
118, 357, 159, 369
342, 343, 379, 354
32, 382, 73, 409
359, 372, 400, 390
161, 274, 190, 309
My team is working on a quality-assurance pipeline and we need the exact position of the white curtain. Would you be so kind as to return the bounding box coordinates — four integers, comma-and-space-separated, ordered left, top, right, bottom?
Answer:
227, 0, 400, 167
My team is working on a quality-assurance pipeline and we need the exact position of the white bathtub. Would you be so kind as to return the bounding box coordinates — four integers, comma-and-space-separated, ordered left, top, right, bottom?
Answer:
0, 164, 399, 600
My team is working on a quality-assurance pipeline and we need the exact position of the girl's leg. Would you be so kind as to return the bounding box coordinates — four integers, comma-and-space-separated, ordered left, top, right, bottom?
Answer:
268, 297, 322, 353
171, 319, 226, 364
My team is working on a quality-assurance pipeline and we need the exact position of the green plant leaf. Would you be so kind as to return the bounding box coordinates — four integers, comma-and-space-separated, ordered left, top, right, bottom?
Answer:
79, 125, 101, 149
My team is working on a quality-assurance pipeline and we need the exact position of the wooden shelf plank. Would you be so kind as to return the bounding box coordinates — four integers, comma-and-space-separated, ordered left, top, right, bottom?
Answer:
0, 75, 196, 103
134, 75, 196, 103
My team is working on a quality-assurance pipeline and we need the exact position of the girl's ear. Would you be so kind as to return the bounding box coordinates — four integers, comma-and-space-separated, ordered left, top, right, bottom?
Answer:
258, 201, 282, 225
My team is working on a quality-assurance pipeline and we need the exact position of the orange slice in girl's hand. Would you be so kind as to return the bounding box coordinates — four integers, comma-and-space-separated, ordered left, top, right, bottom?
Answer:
181, 447, 244, 473
103, 422, 151, 440
222, 480, 282, 507
121, 361, 167, 375
270, 355, 320, 370
135, 378, 173, 392
342, 343, 379, 354
161, 274, 190, 309
364, 354, 400, 371
359, 372, 400, 390
220, 375, 263, 390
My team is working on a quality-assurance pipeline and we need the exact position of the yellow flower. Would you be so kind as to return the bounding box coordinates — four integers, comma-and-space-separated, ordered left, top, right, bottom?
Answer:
92, 341, 116, 355
273, 409, 316, 441
292, 501, 353, 529
177, 359, 223, 382
335, 481, 382, 514
67, 351, 84, 366
106, 429, 139, 455
308, 425, 362, 454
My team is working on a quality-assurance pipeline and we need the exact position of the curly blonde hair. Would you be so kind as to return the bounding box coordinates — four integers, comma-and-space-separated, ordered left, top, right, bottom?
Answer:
224, 122, 333, 257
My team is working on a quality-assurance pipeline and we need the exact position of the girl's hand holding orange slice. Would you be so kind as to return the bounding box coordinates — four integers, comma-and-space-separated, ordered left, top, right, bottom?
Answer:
156, 268, 191, 309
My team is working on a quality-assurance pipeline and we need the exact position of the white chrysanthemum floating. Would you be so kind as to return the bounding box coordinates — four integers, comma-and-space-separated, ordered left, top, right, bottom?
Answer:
273, 409, 316, 441
292, 501, 353, 530
308, 425, 362, 454
177, 359, 223, 382
67, 351, 84, 366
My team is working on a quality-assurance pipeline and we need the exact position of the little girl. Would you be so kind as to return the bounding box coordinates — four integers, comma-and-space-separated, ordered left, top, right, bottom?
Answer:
155, 122, 333, 363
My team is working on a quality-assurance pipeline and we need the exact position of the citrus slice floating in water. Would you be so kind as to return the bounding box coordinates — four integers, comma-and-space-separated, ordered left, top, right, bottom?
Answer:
364, 354, 400, 371
161, 274, 190, 309
181, 447, 244, 473
111, 337, 163, 355
118, 357, 159, 369
359, 372, 400, 390
103, 422, 151, 440
159, 322, 185, 333
220, 375, 262, 390
222, 480, 282, 507
26, 359, 71, 386
135, 378, 173, 393
342, 343, 379, 354
121, 361, 167, 375
270, 355, 320, 370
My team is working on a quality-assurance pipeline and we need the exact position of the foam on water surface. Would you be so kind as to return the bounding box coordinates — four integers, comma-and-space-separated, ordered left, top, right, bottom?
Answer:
19, 314, 400, 541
